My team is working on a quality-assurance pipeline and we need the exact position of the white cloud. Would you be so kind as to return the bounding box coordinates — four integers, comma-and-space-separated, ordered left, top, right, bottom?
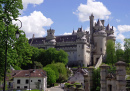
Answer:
116, 19, 120, 23
73, 0, 111, 22
117, 25, 130, 33
63, 32, 72, 35
85, 27, 90, 32
113, 27, 117, 36
22, 0, 44, 10
13, 11, 53, 39
116, 33, 125, 42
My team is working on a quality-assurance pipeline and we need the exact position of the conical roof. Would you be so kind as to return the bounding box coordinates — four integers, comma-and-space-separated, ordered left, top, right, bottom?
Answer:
96, 19, 103, 26
106, 24, 110, 30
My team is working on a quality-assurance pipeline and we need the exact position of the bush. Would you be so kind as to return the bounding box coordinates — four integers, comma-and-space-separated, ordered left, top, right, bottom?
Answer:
45, 64, 59, 80
43, 67, 56, 85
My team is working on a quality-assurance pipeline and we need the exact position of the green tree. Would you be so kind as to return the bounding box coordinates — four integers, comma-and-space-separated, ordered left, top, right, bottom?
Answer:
31, 48, 68, 67
56, 49, 68, 65
106, 40, 117, 65
43, 67, 56, 85
124, 38, 130, 63
115, 42, 124, 61
54, 63, 68, 82
0, 0, 32, 80
45, 63, 59, 80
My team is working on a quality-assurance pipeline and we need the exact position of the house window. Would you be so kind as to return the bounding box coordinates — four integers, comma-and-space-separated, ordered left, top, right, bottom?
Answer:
17, 79, 20, 84
38, 80, 41, 82
24, 86, 28, 89
25, 79, 29, 84
17, 86, 20, 89
31, 80, 32, 82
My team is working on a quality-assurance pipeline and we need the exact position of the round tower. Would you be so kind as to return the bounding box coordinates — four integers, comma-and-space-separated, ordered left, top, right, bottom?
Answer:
93, 20, 107, 63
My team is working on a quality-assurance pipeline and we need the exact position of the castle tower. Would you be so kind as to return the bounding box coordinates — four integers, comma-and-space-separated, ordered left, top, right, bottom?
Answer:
76, 27, 89, 67
106, 24, 116, 41
89, 14, 94, 44
45, 28, 56, 49
115, 61, 126, 91
89, 14, 94, 66
93, 19, 107, 64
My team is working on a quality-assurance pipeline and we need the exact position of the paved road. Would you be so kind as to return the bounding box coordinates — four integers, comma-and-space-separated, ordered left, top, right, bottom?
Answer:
47, 86, 64, 91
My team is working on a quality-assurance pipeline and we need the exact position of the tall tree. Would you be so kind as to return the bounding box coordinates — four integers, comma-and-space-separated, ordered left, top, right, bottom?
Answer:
115, 42, 124, 61
106, 40, 116, 65
124, 38, 130, 63
0, 0, 32, 80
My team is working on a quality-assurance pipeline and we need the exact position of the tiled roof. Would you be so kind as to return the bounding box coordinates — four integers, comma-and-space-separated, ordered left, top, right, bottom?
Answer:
6, 69, 46, 80
14, 69, 46, 77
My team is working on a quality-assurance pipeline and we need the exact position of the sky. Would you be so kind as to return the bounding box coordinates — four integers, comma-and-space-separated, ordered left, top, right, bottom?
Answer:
16, 0, 130, 49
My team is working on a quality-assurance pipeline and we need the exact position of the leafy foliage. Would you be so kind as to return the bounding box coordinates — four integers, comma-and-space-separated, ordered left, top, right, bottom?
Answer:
106, 40, 117, 65
124, 38, 130, 63
45, 63, 59, 80
0, 0, 33, 80
30, 48, 68, 67
43, 67, 56, 85
91, 68, 100, 91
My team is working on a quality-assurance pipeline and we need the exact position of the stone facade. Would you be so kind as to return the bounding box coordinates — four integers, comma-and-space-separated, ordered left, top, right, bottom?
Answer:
83, 61, 127, 91
29, 14, 116, 67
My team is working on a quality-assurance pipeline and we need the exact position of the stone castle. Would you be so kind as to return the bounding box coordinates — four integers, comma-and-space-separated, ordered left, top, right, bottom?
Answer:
29, 14, 116, 67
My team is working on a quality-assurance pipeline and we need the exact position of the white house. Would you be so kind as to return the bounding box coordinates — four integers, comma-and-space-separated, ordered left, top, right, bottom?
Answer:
68, 68, 88, 87
0, 69, 47, 91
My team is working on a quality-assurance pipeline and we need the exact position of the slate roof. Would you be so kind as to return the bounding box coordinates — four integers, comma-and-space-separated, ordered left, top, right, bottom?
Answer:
29, 35, 77, 45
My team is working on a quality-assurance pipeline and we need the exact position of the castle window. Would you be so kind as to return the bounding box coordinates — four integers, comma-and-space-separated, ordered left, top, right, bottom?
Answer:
100, 48, 102, 52
82, 45, 84, 49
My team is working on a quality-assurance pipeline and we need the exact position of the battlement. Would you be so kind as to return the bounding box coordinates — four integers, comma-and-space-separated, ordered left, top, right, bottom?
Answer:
56, 46, 77, 51
93, 31, 107, 37
76, 39, 87, 44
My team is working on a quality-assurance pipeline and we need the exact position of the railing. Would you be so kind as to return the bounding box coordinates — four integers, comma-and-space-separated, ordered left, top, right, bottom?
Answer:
95, 55, 102, 69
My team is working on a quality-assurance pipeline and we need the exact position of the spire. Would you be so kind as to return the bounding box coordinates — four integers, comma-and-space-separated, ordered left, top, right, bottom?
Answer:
106, 24, 110, 30
81, 26, 83, 32
96, 19, 103, 26
91, 13, 94, 17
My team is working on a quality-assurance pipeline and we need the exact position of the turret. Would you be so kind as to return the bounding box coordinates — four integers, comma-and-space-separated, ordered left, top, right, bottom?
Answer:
46, 28, 55, 40
76, 27, 90, 67
89, 14, 94, 44
106, 24, 116, 41
45, 28, 56, 49
77, 26, 86, 39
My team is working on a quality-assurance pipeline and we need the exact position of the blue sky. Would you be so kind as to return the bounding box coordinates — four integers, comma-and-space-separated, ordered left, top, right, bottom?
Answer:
17, 0, 130, 48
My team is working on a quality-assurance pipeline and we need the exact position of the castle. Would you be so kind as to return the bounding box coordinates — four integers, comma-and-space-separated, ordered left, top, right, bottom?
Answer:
29, 14, 116, 67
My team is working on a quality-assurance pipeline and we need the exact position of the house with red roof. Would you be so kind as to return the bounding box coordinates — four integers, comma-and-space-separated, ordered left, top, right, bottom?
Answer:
0, 69, 47, 91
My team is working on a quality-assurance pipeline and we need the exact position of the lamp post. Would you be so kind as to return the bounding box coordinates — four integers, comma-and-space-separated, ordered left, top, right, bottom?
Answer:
3, 19, 22, 91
